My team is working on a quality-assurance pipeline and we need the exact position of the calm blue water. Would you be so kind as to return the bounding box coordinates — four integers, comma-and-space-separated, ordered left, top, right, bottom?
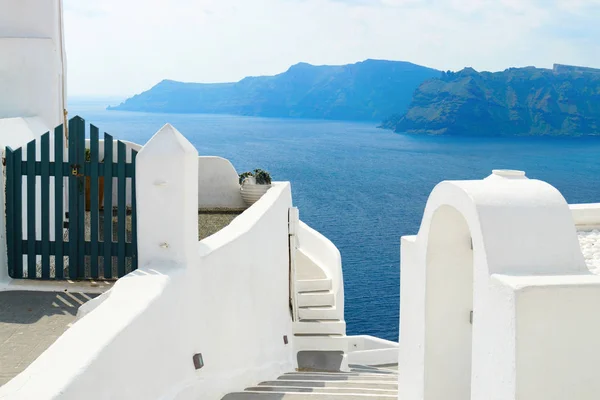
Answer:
69, 100, 600, 342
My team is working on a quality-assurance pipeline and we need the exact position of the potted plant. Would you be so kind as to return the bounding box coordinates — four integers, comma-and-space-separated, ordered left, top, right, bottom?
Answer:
239, 169, 272, 206
84, 148, 105, 211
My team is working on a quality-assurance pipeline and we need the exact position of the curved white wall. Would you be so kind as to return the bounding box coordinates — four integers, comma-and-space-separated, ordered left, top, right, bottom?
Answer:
197, 156, 245, 209
0, 184, 294, 400
297, 221, 344, 321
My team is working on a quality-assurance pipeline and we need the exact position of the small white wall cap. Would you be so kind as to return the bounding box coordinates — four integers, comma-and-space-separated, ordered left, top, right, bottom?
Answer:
139, 123, 198, 157
486, 169, 527, 179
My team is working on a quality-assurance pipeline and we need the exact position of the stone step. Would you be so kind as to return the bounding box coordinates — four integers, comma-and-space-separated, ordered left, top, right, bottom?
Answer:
246, 386, 397, 395
258, 380, 398, 390
298, 306, 338, 320
222, 393, 396, 399
220, 365, 399, 399
347, 366, 398, 376
279, 373, 398, 382
293, 321, 345, 335
293, 335, 347, 353
297, 291, 334, 307
296, 278, 332, 292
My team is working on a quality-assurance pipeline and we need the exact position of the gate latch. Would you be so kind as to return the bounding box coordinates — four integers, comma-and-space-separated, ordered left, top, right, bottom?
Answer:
71, 164, 80, 176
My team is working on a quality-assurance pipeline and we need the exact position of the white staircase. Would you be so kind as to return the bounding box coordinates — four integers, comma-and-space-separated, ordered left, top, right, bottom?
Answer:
294, 277, 344, 336
289, 216, 347, 370
221, 364, 399, 399
292, 250, 347, 369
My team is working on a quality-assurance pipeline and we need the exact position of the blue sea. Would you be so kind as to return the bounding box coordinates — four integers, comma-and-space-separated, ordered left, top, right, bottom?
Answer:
69, 99, 600, 342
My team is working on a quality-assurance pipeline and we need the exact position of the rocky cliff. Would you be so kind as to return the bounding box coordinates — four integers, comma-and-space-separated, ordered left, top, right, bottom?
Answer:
381, 65, 600, 136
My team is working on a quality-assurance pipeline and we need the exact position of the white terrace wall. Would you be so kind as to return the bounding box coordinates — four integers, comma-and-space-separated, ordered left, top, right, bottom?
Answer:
0, 124, 294, 399
570, 203, 600, 229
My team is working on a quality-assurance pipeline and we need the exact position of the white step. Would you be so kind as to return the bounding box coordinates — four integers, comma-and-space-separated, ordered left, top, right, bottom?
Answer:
293, 320, 346, 335
280, 372, 398, 382
221, 365, 399, 399
298, 306, 338, 320
246, 386, 397, 395
223, 393, 396, 399
293, 334, 347, 353
296, 278, 332, 292
297, 291, 334, 307
258, 380, 398, 390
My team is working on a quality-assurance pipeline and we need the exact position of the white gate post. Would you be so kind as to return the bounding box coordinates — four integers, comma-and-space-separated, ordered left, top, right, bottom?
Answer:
135, 124, 198, 268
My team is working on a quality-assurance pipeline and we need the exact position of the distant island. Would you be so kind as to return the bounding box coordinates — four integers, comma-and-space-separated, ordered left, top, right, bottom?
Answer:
381, 64, 600, 136
107, 59, 441, 121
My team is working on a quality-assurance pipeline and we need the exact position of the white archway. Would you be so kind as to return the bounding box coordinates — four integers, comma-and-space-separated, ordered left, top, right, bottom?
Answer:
424, 205, 474, 400
398, 171, 594, 400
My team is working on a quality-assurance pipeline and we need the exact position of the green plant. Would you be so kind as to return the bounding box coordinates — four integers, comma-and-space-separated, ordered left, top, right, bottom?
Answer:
239, 171, 254, 185
238, 169, 272, 185
253, 169, 272, 185
84, 148, 104, 162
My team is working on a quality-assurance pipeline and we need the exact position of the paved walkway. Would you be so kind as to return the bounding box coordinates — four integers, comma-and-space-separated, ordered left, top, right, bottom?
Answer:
0, 290, 97, 386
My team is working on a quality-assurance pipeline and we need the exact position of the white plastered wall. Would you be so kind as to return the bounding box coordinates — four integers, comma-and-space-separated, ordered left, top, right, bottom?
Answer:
0, 0, 66, 277
399, 170, 600, 400
0, 0, 66, 139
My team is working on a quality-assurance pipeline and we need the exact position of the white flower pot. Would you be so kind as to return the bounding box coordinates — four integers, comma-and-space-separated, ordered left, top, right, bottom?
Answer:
240, 178, 271, 206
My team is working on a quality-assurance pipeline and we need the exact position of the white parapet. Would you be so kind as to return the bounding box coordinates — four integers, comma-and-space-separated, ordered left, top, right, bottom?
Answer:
570, 203, 600, 228
136, 123, 199, 268
399, 169, 600, 400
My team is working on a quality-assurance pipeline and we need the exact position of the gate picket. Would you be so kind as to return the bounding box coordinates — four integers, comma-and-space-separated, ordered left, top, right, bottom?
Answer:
68, 118, 79, 280
103, 133, 114, 279
90, 124, 100, 279
76, 118, 85, 277
13, 147, 23, 279
131, 150, 138, 271
26, 140, 36, 278
6, 147, 14, 278
117, 141, 126, 277
54, 125, 65, 279
41, 133, 50, 279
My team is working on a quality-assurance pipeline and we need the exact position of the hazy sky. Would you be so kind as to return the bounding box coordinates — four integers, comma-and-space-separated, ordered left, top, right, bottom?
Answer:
64, 0, 600, 96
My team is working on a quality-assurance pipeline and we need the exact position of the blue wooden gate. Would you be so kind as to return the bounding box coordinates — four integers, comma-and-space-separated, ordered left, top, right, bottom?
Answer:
5, 116, 138, 280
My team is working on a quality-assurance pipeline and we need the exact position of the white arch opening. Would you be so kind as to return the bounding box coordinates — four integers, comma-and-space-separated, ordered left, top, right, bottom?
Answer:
424, 205, 474, 400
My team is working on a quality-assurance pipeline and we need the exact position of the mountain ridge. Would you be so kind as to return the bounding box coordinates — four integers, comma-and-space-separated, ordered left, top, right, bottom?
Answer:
108, 59, 442, 121
381, 64, 600, 136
